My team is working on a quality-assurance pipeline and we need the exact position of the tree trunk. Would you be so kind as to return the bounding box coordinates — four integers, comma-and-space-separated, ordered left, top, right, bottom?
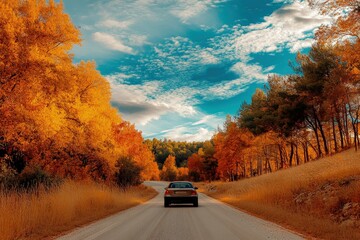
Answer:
313, 109, 329, 155
302, 142, 309, 163
295, 144, 300, 165
278, 144, 284, 169
289, 142, 294, 167
332, 117, 338, 152
344, 106, 351, 147
349, 105, 360, 151
335, 109, 344, 149
306, 117, 322, 157
250, 159, 253, 177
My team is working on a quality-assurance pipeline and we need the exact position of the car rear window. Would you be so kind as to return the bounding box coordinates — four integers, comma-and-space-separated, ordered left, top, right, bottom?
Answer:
169, 182, 193, 188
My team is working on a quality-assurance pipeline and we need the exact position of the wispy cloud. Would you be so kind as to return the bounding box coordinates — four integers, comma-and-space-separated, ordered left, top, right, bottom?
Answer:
171, 0, 228, 23
162, 126, 213, 142
100, 19, 134, 29
92, 32, 134, 54
235, 0, 330, 59
108, 74, 198, 126
230, 62, 270, 81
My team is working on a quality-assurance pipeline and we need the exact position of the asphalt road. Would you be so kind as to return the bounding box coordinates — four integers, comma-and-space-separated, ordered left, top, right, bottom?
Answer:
58, 181, 303, 240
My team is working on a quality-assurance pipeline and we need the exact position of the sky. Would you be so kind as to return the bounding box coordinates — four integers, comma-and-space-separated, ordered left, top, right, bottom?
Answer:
61, 0, 330, 142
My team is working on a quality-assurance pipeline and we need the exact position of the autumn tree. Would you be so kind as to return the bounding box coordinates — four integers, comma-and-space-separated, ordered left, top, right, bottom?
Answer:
187, 153, 204, 182
0, 0, 158, 185
214, 119, 254, 181
113, 122, 160, 181
311, 0, 360, 150
177, 167, 189, 181
160, 155, 177, 181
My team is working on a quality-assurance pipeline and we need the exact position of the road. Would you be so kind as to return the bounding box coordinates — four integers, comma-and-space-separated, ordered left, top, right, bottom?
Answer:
58, 181, 303, 240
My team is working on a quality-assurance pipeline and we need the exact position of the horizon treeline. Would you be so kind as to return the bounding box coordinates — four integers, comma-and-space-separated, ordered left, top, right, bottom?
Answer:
0, 0, 159, 189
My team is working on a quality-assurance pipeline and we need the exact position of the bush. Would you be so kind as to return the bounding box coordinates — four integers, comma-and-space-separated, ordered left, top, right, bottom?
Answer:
0, 165, 61, 192
17, 167, 62, 190
114, 157, 142, 188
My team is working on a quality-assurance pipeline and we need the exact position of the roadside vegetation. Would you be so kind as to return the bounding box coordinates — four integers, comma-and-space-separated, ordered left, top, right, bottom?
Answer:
0, 181, 156, 240
200, 148, 360, 240
0, 2, 159, 239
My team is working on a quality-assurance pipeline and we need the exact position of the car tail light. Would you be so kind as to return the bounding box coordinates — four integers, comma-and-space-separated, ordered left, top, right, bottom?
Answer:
191, 190, 197, 195
165, 190, 173, 195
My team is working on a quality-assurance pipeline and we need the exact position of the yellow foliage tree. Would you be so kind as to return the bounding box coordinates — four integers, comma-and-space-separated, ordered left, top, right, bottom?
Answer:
0, 0, 158, 183
160, 155, 177, 181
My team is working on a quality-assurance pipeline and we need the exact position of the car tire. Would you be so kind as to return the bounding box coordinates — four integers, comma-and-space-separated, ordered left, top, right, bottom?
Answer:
164, 199, 170, 208
193, 199, 198, 207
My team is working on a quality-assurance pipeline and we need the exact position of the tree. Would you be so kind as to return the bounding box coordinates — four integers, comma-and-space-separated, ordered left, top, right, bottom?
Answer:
160, 155, 177, 181
187, 153, 204, 182
115, 156, 142, 188
113, 122, 160, 181
238, 89, 270, 135
177, 167, 189, 181
214, 120, 253, 181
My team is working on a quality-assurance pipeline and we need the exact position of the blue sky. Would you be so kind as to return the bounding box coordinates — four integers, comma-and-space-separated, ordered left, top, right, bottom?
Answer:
61, 0, 330, 141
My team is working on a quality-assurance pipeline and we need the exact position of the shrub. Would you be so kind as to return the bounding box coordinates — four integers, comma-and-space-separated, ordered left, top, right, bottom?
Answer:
114, 156, 142, 188
16, 166, 62, 190
1, 165, 61, 192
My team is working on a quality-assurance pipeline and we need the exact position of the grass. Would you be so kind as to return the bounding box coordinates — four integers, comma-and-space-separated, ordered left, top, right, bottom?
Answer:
0, 181, 157, 240
199, 148, 360, 240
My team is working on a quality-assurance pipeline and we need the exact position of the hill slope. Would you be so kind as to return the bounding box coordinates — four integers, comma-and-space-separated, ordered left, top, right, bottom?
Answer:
200, 148, 360, 240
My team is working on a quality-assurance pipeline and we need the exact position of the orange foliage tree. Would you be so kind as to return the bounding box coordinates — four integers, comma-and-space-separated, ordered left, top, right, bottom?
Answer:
213, 117, 254, 181
0, 0, 159, 183
160, 155, 178, 181
177, 167, 189, 181
113, 122, 159, 181
187, 153, 204, 181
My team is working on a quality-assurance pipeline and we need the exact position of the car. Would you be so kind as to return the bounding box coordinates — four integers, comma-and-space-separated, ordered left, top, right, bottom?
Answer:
164, 181, 198, 207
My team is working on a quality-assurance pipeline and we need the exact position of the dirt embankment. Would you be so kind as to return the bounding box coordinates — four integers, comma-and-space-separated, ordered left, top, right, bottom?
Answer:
293, 175, 360, 228
200, 148, 360, 240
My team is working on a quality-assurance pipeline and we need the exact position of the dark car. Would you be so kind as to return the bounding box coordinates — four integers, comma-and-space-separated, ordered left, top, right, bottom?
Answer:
164, 181, 198, 207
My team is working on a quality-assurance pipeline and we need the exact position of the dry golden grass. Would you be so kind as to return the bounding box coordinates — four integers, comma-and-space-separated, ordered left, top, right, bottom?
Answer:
0, 181, 157, 240
200, 148, 360, 240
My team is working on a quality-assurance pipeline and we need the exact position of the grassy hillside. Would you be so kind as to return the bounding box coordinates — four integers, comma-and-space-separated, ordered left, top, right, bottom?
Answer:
0, 182, 157, 240
200, 148, 360, 240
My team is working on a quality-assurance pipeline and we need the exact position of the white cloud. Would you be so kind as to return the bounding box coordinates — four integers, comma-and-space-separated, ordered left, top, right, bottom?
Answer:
171, 0, 228, 23
288, 38, 315, 53
108, 74, 199, 126
206, 78, 250, 99
272, 0, 294, 3
264, 65, 275, 72
198, 50, 219, 64
162, 126, 214, 142
192, 115, 213, 125
100, 19, 134, 29
127, 34, 149, 46
235, 0, 331, 59
92, 32, 134, 54
230, 62, 269, 81
192, 114, 223, 128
